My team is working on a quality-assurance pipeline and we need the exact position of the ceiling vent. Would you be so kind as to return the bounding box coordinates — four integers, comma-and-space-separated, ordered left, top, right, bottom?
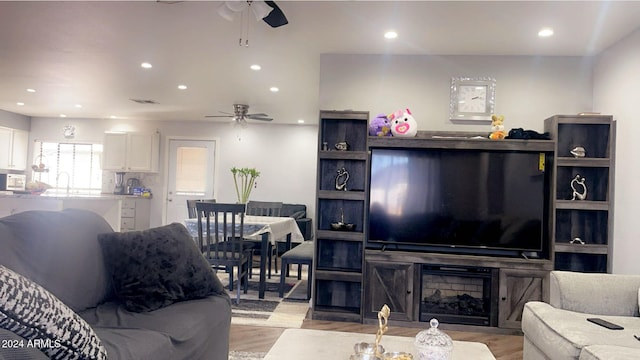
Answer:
129, 98, 159, 104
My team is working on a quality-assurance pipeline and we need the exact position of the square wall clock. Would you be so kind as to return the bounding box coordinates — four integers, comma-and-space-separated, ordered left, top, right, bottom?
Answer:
449, 77, 496, 121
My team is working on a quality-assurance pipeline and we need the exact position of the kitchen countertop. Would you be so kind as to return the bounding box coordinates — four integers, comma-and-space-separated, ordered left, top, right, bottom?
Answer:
0, 192, 151, 200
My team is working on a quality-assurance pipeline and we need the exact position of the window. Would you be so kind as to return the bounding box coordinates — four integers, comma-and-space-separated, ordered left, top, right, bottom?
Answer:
32, 141, 103, 194
175, 146, 208, 196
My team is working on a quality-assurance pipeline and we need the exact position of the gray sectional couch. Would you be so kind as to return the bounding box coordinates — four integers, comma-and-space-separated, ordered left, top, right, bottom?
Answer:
522, 271, 640, 360
0, 209, 231, 360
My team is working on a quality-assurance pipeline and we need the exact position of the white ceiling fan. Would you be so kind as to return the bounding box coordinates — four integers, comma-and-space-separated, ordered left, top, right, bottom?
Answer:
205, 104, 273, 127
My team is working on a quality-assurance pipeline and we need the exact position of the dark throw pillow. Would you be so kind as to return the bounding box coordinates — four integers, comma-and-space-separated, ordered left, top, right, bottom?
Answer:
0, 265, 107, 360
98, 223, 227, 312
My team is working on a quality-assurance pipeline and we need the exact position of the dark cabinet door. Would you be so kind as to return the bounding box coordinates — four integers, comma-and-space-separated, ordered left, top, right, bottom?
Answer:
364, 261, 415, 322
498, 269, 549, 329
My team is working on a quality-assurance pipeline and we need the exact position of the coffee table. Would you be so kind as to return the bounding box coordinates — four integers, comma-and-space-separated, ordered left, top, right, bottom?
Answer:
264, 328, 496, 359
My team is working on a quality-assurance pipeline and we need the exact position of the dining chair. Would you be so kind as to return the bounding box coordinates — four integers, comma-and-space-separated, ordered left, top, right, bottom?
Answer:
195, 202, 250, 304
246, 200, 283, 217
245, 200, 283, 278
186, 198, 216, 219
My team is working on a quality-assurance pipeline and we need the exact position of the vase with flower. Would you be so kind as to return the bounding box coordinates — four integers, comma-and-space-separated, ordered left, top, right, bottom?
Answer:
231, 167, 260, 204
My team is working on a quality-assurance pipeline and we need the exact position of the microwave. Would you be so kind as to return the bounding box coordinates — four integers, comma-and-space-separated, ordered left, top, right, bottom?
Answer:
0, 173, 26, 191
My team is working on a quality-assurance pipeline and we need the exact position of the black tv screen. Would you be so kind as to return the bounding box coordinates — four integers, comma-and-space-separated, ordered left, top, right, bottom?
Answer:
368, 148, 549, 253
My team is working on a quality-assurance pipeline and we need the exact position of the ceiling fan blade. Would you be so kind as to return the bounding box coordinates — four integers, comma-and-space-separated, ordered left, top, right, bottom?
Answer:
247, 116, 273, 121
263, 1, 288, 28
246, 112, 269, 117
205, 115, 232, 118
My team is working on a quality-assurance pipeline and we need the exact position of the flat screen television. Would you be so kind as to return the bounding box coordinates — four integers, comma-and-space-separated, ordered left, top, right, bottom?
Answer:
368, 147, 550, 256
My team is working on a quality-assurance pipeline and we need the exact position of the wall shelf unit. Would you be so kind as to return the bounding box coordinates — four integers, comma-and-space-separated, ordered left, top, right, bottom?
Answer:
312, 110, 370, 322
544, 115, 616, 273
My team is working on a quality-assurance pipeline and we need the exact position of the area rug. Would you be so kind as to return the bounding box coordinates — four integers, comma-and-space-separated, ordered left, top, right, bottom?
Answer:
228, 350, 266, 360
216, 268, 310, 328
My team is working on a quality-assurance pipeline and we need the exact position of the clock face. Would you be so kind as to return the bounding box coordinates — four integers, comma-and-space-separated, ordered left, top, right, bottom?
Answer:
457, 85, 487, 113
449, 77, 495, 121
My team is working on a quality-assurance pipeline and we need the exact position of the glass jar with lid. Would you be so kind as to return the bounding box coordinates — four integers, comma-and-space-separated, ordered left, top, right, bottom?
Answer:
414, 318, 453, 360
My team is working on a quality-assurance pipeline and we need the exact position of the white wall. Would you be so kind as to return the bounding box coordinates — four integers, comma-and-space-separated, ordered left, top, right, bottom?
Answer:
593, 28, 640, 274
28, 117, 318, 227
320, 54, 594, 133
0, 109, 30, 131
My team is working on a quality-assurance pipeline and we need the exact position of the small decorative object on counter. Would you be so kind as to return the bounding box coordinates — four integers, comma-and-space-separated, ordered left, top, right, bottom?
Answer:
335, 167, 350, 191
322, 142, 329, 151
414, 318, 453, 360
488, 114, 506, 140
335, 141, 349, 151
350, 304, 413, 360
570, 146, 586, 158
570, 237, 586, 245
570, 174, 587, 200
389, 108, 418, 138
369, 113, 392, 137
331, 208, 355, 231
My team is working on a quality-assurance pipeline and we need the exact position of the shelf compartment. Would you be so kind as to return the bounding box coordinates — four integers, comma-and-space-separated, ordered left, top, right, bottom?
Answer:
320, 115, 369, 152
319, 159, 367, 192
555, 209, 608, 245
556, 167, 610, 202
314, 278, 362, 312
317, 239, 363, 272
554, 243, 608, 255
318, 198, 364, 232
555, 252, 607, 273
557, 123, 611, 158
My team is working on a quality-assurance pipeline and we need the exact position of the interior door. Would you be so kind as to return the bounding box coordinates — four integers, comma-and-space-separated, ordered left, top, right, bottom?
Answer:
165, 139, 216, 224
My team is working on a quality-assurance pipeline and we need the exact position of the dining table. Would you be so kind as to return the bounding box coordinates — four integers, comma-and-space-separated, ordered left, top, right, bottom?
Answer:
184, 215, 305, 299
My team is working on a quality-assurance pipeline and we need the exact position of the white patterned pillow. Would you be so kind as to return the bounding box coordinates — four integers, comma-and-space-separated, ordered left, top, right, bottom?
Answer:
0, 265, 107, 360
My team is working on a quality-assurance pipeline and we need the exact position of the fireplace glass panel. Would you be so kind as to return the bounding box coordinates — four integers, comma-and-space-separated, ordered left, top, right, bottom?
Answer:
420, 265, 496, 326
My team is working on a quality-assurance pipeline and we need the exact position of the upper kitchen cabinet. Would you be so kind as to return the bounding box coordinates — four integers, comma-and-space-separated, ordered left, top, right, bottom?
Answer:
0, 127, 28, 171
103, 132, 160, 173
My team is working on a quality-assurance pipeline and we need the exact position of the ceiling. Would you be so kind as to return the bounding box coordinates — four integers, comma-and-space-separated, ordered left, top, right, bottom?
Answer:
1, 1, 639, 126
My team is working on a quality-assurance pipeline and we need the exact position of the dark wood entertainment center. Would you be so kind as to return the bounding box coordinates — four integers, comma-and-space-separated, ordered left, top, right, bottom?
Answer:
311, 111, 615, 332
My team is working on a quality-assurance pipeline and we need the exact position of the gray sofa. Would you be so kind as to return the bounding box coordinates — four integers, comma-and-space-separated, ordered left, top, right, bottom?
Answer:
0, 209, 231, 360
522, 271, 640, 360
281, 203, 313, 241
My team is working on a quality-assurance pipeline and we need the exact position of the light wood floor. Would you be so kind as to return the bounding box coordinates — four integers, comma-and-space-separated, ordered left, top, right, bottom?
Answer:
230, 318, 524, 359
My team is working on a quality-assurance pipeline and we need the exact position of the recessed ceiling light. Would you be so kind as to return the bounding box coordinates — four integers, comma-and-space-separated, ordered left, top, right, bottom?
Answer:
538, 28, 554, 37
177, 84, 188, 90
270, 87, 279, 92
59, 114, 67, 118
250, 64, 261, 70
384, 31, 398, 39
16, 102, 24, 106
297, 119, 305, 124
74, 104, 82, 108
26, 88, 36, 93
110, 115, 118, 119
141, 62, 153, 69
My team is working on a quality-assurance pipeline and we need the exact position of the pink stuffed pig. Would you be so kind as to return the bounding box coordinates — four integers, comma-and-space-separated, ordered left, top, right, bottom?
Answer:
389, 108, 418, 137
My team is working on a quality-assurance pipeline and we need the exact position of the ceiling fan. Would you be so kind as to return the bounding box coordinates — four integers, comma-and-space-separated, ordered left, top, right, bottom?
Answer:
205, 104, 273, 126
217, 1, 288, 28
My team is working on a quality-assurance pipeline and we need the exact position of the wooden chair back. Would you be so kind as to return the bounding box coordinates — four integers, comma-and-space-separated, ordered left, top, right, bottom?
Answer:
187, 199, 216, 219
246, 200, 283, 217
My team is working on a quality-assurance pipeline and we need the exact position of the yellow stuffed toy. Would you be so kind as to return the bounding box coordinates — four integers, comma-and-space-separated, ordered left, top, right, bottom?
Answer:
489, 114, 506, 140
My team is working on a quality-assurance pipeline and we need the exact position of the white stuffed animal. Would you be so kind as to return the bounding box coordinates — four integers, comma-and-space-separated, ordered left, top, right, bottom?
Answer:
389, 108, 418, 137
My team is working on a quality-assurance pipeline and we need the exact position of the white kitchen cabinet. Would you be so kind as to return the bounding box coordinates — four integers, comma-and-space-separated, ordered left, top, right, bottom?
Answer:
103, 132, 159, 172
120, 197, 151, 231
0, 127, 28, 171
0, 197, 63, 218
